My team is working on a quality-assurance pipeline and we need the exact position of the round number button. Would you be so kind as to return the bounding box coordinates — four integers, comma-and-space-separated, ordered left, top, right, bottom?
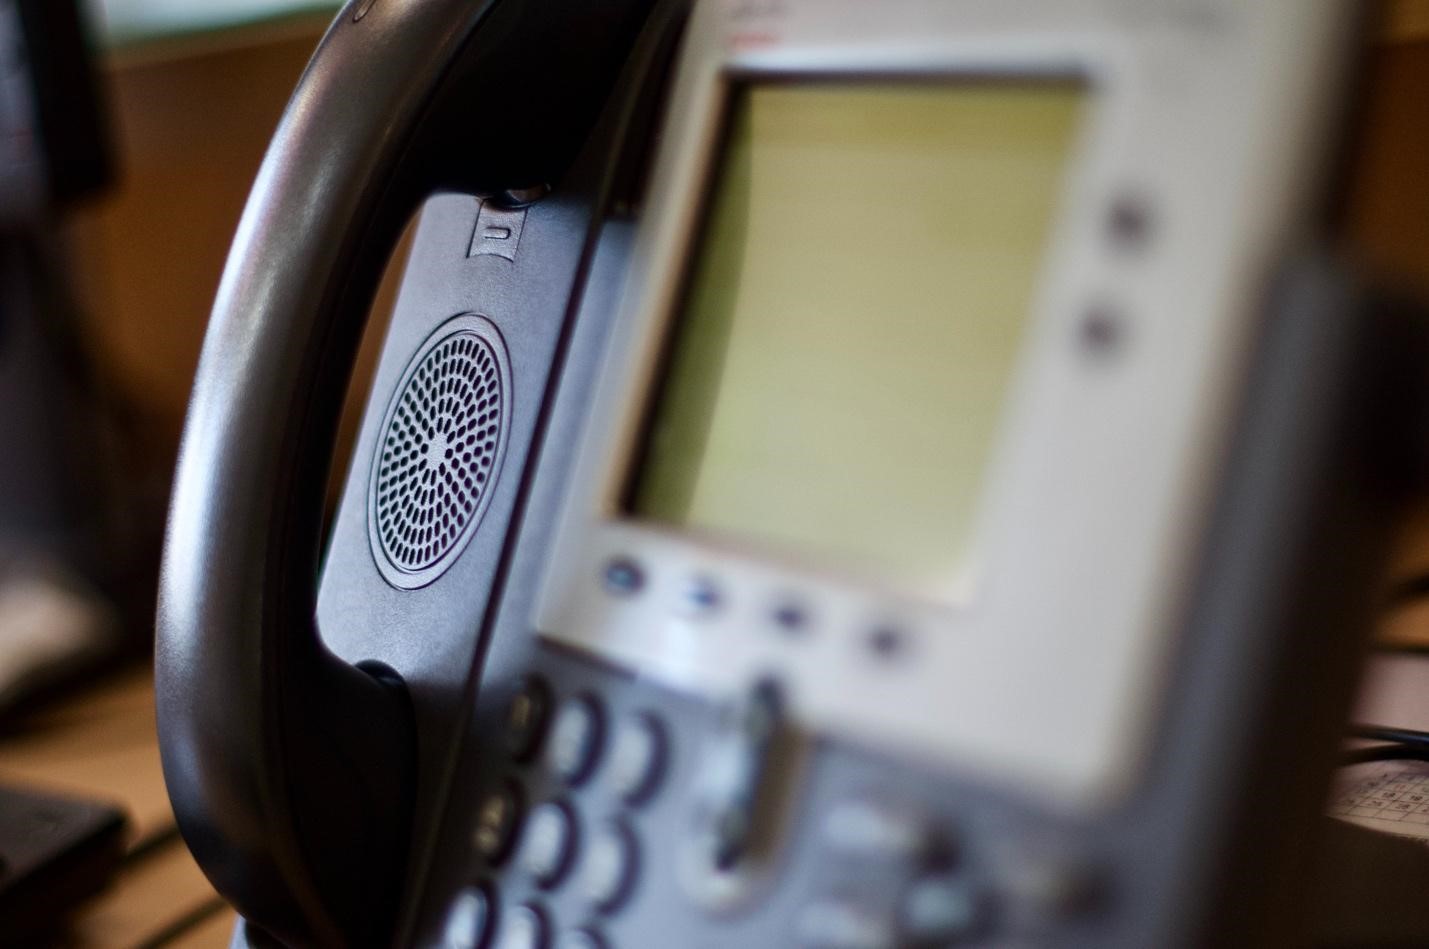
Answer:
580, 820, 639, 913
518, 802, 578, 888
496, 904, 549, 949
441, 886, 491, 949
547, 696, 604, 785
608, 713, 667, 805
505, 677, 552, 762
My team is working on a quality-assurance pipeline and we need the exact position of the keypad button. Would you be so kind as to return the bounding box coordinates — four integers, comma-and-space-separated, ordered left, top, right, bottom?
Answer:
557, 929, 607, 949
497, 904, 549, 949
506, 677, 553, 762
1002, 852, 1102, 919
519, 802, 578, 887
580, 820, 639, 913
796, 900, 895, 949
474, 782, 523, 865
608, 713, 667, 805
548, 696, 604, 785
822, 799, 932, 862
900, 875, 987, 945
441, 886, 492, 949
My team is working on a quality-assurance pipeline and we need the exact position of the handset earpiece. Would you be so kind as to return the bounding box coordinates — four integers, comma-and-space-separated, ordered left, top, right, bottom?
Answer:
155, 0, 655, 943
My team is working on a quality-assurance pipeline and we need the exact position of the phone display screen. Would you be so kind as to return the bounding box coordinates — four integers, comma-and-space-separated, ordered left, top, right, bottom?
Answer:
626, 81, 1084, 594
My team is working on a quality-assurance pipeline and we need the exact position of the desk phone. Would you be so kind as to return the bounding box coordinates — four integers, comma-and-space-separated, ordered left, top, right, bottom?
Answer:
155, 0, 1418, 946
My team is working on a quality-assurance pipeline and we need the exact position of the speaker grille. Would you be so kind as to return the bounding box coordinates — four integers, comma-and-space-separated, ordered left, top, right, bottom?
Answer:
368, 315, 511, 589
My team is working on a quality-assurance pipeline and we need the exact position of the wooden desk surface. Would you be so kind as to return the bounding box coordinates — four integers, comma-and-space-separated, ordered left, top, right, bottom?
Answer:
0, 666, 237, 948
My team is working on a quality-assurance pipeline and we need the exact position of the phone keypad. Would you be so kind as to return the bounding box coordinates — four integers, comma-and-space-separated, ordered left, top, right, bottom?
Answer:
438, 643, 1108, 948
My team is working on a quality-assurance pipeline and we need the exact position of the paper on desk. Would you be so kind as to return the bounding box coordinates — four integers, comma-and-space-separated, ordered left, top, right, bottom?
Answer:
1330, 761, 1429, 843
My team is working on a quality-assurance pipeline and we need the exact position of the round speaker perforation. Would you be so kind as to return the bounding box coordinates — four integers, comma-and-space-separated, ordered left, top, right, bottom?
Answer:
367, 314, 511, 590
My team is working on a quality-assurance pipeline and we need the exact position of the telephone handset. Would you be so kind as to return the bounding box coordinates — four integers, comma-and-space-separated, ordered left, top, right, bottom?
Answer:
158, 0, 1416, 946
154, 0, 670, 943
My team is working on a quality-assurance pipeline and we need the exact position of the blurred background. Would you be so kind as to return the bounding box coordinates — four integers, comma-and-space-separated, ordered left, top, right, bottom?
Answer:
0, 1, 1423, 946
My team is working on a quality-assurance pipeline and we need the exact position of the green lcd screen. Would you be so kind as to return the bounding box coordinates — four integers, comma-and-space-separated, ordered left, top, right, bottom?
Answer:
627, 82, 1084, 592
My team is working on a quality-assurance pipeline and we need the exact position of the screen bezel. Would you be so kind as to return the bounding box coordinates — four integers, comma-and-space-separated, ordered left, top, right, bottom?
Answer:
533, 0, 1347, 808
616, 76, 1088, 603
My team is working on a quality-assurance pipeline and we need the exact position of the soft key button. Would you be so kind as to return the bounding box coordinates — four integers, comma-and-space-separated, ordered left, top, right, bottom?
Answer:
547, 695, 605, 785
518, 802, 578, 887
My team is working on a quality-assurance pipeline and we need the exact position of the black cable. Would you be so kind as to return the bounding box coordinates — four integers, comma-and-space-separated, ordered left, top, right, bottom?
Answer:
1341, 743, 1429, 765
1349, 724, 1429, 749
1341, 724, 1429, 766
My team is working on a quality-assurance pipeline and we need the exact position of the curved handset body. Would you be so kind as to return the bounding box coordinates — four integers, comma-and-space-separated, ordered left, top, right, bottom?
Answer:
155, 0, 668, 943
157, 0, 1404, 947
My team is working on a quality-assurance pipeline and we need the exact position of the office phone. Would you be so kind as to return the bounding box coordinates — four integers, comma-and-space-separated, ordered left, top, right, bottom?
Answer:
154, 0, 1425, 945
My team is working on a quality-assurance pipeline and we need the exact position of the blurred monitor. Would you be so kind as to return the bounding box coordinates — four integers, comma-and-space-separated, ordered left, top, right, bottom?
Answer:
0, 0, 109, 223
